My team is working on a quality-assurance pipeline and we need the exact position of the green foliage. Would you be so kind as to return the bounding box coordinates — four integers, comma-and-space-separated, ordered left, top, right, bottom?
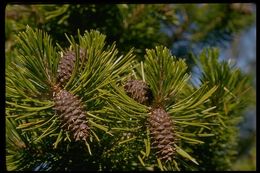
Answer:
6, 118, 56, 171
179, 4, 255, 43
142, 46, 190, 106
5, 27, 218, 171
232, 142, 256, 171
189, 48, 254, 171
5, 4, 255, 171
101, 45, 220, 171
6, 4, 254, 61
5, 27, 135, 171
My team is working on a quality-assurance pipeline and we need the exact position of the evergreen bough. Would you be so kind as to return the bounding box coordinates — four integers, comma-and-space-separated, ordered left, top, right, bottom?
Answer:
5, 26, 253, 171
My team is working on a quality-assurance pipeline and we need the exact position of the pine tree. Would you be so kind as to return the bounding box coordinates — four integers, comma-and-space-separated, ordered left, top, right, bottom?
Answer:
5, 6, 254, 170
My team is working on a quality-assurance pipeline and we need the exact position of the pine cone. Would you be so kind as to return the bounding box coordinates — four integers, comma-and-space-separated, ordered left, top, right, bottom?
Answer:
53, 89, 89, 141
57, 49, 86, 86
148, 107, 176, 161
124, 79, 153, 105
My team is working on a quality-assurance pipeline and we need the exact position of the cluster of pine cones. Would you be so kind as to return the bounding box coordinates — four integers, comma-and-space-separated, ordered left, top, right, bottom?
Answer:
52, 47, 177, 161
53, 49, 89, 142
124, 79, 176, 162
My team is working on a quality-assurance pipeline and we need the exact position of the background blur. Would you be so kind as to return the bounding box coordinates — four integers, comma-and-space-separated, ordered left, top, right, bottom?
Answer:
5, 4, 256, 170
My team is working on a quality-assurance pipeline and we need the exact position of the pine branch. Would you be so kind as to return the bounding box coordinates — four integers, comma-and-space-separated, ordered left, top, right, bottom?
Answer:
190, 48, 254, 171
141, 46, 190, 107
6, 26, 136, 170
6, 26, 253, 171
6, 118, 55, 171
102, 45, 220, 171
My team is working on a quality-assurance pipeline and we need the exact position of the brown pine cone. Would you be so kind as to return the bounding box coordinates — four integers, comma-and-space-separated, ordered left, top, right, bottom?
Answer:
148, 107, 176, 161
57, 49, 86, 86
53, 89, 89, 141
124, 79, 153, 105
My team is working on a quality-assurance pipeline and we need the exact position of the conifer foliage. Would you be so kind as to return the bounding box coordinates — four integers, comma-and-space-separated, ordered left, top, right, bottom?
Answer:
6, 26, 135, 170
5, 26, 253, 171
